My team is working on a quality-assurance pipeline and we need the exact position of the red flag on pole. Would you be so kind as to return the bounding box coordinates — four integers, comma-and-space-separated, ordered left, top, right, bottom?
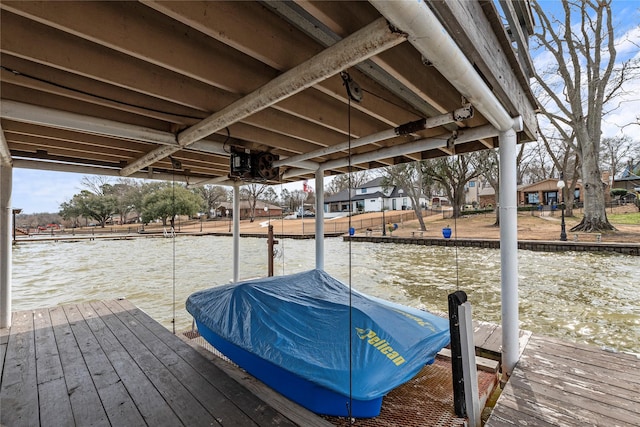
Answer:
303, 180, 311, 193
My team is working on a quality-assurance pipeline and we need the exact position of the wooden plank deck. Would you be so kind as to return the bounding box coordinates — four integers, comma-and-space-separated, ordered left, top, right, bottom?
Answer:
486, 334, 640, 426
0, 299, 332, 427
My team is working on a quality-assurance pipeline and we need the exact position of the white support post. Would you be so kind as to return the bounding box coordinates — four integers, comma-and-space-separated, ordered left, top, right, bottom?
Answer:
0, 164, 12, 328
232, 181, 240, 283
459, 302, 481, 427
315, 171, 324, 270
499, 127, 519, 377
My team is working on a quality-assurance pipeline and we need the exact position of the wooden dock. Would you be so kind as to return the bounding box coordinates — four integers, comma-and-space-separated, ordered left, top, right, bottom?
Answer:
486, 334, 640, 426
0, 299, 331, 427
3, 299, 638, 426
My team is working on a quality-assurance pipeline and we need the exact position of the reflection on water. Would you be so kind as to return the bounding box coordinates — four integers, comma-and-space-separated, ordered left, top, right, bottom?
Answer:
11, 236, 640, 353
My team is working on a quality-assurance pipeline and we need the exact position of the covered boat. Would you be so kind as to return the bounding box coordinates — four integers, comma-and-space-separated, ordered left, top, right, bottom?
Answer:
186, 269, 450, 417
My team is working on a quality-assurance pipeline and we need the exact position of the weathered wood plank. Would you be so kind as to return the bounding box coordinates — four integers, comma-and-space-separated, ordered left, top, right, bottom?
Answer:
532, 335, 640, 366
114, 299, 332, 427
49, 306, 110, 426
91, 301, 220, 427
473, 321, 497, 349
79, 301, 184, 426
33, 308, 74, 427
0, 311, 39, 427
506, 368, 640, 425
489, 390, 582, 427
488, 332, 640, 427
63, 304, 146, 426
100, 299, 262, 427
511, 364, 640, 414
518, 348, 640, 398
525, 336, 640, 381
113, 299, 308, 427
482, 325, 505, 355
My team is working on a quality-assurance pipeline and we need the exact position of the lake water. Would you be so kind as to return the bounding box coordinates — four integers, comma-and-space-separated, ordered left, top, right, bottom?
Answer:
11, 236, 640, 354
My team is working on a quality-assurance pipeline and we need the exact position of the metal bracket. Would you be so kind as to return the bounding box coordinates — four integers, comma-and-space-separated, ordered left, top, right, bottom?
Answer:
453, 105, 474, 121
447, 130, 458, 151
169, 156, 182, 170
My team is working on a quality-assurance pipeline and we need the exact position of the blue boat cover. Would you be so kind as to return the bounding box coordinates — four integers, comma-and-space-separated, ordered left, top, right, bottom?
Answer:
186, 269, 450, 400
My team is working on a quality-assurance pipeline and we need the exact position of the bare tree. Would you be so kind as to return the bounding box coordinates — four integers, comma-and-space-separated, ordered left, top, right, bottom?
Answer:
80, 175, 112, 196
600, 135, 636, 187
325, 170, 371, 196
193, 185, 228, 217
382, 163, 428, 231
531, 0, 639, 232
477, 149, 500, 225
239, 183, 268, 222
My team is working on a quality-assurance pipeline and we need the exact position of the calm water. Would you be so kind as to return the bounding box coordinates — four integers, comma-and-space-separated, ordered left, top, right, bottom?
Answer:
11, 236, 640, 354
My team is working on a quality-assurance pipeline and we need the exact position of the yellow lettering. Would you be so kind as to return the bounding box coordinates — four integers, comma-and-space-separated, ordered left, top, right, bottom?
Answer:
374, 339, 387, 348
393, 356, 406, 366
357, 327, 406, 367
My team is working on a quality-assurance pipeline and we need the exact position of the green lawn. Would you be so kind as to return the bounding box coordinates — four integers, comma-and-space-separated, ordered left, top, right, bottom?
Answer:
609, 212, 640, 225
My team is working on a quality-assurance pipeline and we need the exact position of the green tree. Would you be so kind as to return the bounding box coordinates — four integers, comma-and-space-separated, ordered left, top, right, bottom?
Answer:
59, 200, 83, 228
73, 190, 116, 228
421, 153, 485, 219
141, 185, 203, 226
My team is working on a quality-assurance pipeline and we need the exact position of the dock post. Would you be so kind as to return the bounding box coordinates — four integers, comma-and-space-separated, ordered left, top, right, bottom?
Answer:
315, 171, 324, 270
459, 301, 481, 427
499, 125, 520, 377
448, 291, 467, 417
0, 164, 12, 328
232, 181, 240, 282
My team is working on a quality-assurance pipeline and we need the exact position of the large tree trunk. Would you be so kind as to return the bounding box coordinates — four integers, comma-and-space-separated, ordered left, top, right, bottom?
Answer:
571, 141, 615, 232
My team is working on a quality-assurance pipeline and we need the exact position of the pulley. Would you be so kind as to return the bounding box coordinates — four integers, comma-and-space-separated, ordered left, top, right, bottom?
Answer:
340, 71, 363, 103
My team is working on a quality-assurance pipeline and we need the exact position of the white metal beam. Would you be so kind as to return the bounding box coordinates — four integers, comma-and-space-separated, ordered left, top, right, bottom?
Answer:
272, 106, 473, 169
120, 17, 407, 176
369, 0, 515, 132
12, 159, 190, 183
282, 125, 499, 179
0, 101, 229, 157
0, 125, 12, 167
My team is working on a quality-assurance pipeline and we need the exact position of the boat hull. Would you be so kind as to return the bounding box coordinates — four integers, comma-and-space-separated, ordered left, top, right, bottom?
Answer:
195, 319, 383, 417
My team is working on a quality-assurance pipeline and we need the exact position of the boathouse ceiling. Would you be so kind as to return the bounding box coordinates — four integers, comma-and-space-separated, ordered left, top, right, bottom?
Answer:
0, 1, 537, 186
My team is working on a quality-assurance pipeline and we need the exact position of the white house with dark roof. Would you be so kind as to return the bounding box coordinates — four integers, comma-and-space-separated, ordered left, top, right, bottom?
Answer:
323, 177, 428, 213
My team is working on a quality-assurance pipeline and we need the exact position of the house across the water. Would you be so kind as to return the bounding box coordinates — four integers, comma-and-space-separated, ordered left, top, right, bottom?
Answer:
323, 177, 429, 214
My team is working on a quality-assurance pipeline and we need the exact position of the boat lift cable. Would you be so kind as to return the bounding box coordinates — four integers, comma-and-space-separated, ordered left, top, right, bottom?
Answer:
170, 157, 177, 334
279, 175, 286, 276
453, 181, 460, 292
341, 70, 357, 423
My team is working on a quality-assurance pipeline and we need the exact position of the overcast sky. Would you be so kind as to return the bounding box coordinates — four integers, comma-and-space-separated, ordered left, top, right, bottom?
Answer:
9, 1, 640, 214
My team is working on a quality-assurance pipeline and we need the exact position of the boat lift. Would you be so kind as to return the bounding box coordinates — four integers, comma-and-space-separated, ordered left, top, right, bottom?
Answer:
0, 0, 533, 384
